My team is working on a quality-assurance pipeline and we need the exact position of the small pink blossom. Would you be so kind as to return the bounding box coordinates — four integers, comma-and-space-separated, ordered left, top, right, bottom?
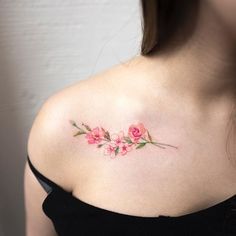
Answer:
103, 143, 118, 159
128, 122, 147, 143
119, 143, 134, 156
110, 131, 125, 147
85, 127, 105, 144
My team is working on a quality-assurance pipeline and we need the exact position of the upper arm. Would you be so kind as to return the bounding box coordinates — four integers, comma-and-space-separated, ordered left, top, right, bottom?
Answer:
24, 161, 58, 236
24, 91, 74, 236
24, 78, 94, 235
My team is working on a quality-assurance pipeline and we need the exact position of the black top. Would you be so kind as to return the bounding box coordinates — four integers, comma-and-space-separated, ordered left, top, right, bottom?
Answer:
26, 155, 236, 236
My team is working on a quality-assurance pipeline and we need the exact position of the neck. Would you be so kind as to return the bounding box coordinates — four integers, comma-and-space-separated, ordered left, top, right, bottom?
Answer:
142, 1, 236, 107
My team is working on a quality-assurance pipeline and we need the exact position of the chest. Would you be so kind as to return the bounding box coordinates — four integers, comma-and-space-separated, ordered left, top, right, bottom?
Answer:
68, 111, 236, 217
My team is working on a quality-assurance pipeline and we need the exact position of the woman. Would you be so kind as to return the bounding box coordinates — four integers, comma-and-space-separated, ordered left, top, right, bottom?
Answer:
24, 0, 236, 235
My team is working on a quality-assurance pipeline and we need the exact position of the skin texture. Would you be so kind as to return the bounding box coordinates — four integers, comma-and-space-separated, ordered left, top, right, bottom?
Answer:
24, 1, 236, 235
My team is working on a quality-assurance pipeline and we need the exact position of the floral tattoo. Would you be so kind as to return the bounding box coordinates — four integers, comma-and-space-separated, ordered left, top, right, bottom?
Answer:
69, 120, 178, 158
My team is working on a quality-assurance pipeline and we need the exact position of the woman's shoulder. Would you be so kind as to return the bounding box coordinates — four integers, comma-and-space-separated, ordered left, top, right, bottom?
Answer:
26, 63, 134, 190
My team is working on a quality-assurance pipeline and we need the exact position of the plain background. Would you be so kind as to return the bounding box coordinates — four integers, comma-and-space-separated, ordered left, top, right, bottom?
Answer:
0, 1, 142, 235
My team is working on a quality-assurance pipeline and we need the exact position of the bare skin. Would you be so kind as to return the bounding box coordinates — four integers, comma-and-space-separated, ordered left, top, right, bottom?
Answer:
25, 1, 236, 235
64, 0, 236, 217
63, 62, 236, 218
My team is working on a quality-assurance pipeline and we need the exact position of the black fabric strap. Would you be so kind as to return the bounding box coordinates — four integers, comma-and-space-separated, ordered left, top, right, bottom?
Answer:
27, 155, 61, 194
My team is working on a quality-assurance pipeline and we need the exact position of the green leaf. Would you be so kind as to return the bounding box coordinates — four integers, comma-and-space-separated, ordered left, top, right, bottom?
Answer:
69, 119, 76, 126
135, 142, 146, 149
97, 144, 103, 148
73, 131, 86, 136
147, 131, 152, 142
124, 136, 132, 144
115, 146, 119, 155
104, 131, 111, 141
69, 120, 81, 130
82, 123, 92, 131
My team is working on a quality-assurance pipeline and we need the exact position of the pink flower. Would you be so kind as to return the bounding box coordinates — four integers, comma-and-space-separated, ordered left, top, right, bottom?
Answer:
71, 120, 178, 157
119, 143, 134, 156
103, 143, 118, 159
110, 131, 125, 147
128, 122, 147, 143
85, 127, 105, 144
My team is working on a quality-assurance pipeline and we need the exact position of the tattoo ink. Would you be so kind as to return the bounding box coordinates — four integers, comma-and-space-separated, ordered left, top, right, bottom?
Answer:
69, 120, 178, 159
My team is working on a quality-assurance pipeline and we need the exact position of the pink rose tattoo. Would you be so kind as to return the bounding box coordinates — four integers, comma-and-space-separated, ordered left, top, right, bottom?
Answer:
128, 122, 147, 143
69, 120, 178, 159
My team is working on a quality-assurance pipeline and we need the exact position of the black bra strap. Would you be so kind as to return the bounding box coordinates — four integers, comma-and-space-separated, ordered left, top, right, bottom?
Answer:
27, 155, 60, 194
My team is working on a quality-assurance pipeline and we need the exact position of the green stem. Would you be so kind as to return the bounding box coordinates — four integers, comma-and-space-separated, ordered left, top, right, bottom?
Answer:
140, 137, 178, 149
151, 142, 178, 149
137, 141, 166, 149
97, 139, 114, 147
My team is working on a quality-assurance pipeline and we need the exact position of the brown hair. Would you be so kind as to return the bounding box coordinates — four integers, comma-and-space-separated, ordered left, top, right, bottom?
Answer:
140, 0, 199, 56
139, 0, 236, 166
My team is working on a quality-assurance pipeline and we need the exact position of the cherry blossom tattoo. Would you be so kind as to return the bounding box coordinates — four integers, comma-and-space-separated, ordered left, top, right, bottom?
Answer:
69, 120, 178, 159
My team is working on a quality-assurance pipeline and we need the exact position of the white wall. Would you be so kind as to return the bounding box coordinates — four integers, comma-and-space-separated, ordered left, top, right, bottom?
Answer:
0, 1, 142, 235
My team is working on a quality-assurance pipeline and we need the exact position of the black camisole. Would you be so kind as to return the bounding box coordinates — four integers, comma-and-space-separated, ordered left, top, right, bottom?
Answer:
26, 155, 236, 236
